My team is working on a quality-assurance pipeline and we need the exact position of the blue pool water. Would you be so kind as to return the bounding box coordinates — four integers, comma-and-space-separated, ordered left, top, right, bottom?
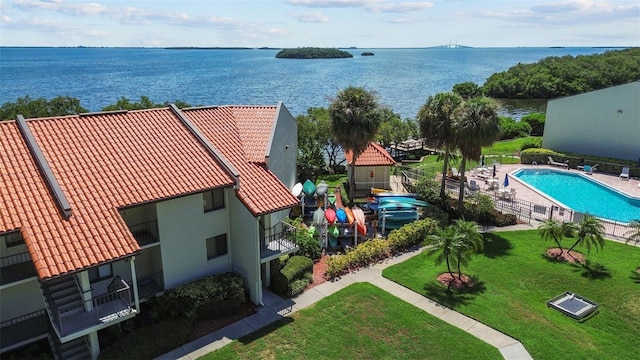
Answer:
513, 169, 640, 223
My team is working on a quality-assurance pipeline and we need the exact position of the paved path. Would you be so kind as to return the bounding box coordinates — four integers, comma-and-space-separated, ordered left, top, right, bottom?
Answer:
157, 228, 534, 360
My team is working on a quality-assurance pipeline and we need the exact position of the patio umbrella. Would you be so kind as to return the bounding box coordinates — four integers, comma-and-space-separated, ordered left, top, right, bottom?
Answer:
503, 174, 509, 188
481, 155, 485, 167
492, 164, 496, 178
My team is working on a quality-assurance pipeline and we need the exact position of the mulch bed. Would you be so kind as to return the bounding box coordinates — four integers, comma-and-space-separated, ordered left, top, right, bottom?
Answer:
436, 273, 475, 289
545, 248, 585, 263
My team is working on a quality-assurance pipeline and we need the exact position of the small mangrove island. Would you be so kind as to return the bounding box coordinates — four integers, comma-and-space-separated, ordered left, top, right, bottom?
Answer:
361, 52, 374, 56
275, 47, 353, 59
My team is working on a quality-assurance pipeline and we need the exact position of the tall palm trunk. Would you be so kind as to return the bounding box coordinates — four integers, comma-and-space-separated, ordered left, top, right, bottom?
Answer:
348, 162, 356, 207
440, 149, 450, 201
457, 157, 468, 212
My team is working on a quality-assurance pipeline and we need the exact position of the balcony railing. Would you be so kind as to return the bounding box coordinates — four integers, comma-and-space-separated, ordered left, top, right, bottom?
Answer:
0, 251, 37, 286
128, 271, 164, 300
54, 279, 134, 338
129, 220, 159, 247
260, 221, 298, 262
0, 309, 49, 353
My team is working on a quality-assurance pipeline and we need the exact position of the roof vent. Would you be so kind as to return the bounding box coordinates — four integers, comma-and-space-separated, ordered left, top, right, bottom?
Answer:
16, 115, 72, 219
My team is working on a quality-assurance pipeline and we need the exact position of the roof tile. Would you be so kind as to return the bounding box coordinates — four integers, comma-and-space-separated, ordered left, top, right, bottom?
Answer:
344, 142, 397, 166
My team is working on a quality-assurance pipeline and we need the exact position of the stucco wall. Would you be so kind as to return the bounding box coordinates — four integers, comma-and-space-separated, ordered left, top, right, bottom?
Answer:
543, 81, 640, 161
0, 280, 44, 319
156, 191, 231, 290
228, 193, 261, 304
265, 103, 298, 191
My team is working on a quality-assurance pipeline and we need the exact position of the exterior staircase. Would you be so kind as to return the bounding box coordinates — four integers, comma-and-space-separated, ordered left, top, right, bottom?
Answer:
48, 334, 92, 360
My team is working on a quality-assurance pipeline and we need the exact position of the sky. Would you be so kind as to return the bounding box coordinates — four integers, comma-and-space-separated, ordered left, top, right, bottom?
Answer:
0, 0, 638, 48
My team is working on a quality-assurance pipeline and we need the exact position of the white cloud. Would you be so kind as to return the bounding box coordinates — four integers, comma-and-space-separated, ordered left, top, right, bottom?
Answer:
290, 11, 330, 22
287, 0, 433, 13
367, 2, 433, 13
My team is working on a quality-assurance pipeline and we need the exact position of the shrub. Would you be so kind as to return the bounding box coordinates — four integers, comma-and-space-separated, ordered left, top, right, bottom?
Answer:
151, 272, 246, 321
462, 192, 495, 224
387, 218, 439, 251
521, 113, 545, 136
296, 230, 322, 260
520, 137, 542, 151
491, 212, 518, 227
271, 255, 314, 296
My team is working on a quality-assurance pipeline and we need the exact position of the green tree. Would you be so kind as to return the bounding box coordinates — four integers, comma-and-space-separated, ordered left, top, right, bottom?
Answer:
451, 220, 484, 279
296, 111, 326, 181
417, 92, 463, 201
453, 96, 500, 211
521, 113, 546, 136
538, 219, 567, 257
624, 220, 640, 246
425, 226, 459, 279
452, 82, 483, 99
1, 95, 88, 120
566, 215, 605, 257
329, 86, 383, 205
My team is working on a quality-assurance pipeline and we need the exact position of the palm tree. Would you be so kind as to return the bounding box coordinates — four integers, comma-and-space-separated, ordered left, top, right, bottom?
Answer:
453, 96, 500, 211
538, 219, 567, 257
425, 226, 459, 278
624, 220, 640, 246
566, 215, 605, 256
329, 86, 383, 205
417, 92, 463, 201
451, 219, 484, 279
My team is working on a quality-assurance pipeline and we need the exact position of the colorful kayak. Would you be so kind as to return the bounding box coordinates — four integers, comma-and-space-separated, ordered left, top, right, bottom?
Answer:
315, 181, 329, 196
328, 225, 340, 238
352, 206, 367, 235
378, 197, 430, 207
325, 208, 336, 223
313, 207, 325, 226
302, 179, 316, 197
373, 192, 418, 198
336, 208, 347, 223
291, 182, 303, 197
379, 209, 418, 221
344, 207, 355, 224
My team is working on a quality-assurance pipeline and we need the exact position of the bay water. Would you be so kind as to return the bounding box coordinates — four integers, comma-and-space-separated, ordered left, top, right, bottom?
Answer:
0, 47, 618, 119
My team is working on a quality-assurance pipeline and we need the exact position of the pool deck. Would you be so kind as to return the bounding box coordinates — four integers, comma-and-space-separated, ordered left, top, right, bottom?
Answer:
486, 163, 640, 209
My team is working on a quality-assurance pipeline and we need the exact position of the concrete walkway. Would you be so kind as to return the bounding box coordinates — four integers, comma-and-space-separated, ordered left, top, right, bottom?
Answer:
157, 230, 534, 360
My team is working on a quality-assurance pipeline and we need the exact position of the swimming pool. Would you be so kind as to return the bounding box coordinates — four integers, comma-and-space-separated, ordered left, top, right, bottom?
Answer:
513, 169, 640, 223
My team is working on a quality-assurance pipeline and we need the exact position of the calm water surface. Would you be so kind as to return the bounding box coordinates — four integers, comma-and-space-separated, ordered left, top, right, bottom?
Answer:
514, 169, 640, 223
0, 47, 618, 119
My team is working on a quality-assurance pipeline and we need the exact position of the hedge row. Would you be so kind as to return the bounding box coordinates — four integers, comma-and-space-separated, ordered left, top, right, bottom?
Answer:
150, 272, 246, 321
271, 255, 314, 296
325, 218, 439, 279
521, 148, 638, 177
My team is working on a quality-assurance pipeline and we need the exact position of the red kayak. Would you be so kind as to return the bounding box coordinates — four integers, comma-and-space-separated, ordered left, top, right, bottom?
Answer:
325, 208, 336, 224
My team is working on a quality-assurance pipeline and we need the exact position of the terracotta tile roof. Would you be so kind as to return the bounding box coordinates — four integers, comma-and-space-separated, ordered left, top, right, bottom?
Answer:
183, 106, 300, 216
344, 142, 397, 166
0, 108, 236, 279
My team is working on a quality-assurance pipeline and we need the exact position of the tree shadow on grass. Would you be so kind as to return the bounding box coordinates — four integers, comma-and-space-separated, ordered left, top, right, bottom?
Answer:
630, 268, 640, 284
237, 317, 295, 345
569, 260, 611, 280
422, 276, 486, 309
481, 234, 512, 258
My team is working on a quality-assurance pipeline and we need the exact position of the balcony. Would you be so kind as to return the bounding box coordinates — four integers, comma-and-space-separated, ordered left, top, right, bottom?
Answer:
0, 251, 37, 286
260, 221, 298, 263
129, 220, 160, 247
50, 278, 136, 341
0, 309, 49, 353
129, 271, 164, 300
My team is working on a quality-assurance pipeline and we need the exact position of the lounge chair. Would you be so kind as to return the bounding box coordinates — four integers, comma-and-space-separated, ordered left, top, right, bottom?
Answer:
620, 167, 630, 180
507, 188, 517, 201
450, 168, 460, 177
547, 156, 569, 169
583, 164, 598, 175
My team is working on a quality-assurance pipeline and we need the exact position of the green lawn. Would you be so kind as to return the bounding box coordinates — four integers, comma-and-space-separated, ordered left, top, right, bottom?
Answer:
200, 282, 500, 360
383, 230, 640, 360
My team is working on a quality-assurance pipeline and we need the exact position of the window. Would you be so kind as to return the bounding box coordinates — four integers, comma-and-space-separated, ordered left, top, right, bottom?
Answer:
203, 188, 225, 212
2, 231, 24, 248
89, 264, 113, 282
206, 234, 228, 260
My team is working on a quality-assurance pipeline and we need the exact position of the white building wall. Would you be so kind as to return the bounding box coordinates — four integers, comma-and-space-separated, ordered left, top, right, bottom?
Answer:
0, 280, 44, 319
156, 192, 231, 290
265, 103, 298, 191
227, 194, 262, 304
543, 81, 640, 161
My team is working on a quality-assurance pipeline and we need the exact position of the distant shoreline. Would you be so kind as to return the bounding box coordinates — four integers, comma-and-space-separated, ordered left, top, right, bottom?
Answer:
0, 46, 632, 50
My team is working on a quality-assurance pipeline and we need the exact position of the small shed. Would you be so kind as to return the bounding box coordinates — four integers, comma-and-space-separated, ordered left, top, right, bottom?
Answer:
344, 142, 397, 196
